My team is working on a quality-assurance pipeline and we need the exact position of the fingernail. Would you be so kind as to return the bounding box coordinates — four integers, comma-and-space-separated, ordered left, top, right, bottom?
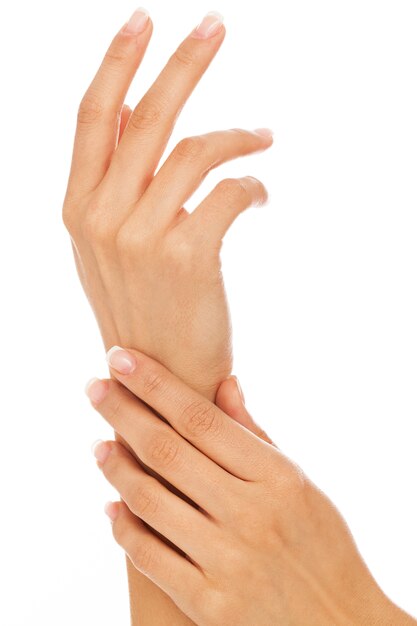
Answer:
192, 11, 224, 39
91, 440, 111, 464
106, 346, 137, 375
104, 501, 119, 522
254, 128, 274, 139
234, 376, 246, 403
123, 7, 150, 35
85, 378, 109, 405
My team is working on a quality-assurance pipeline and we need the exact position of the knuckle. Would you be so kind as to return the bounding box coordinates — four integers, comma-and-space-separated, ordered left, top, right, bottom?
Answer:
163, 235, 198, 272
82, 207, 114, 245
230, 127, 250, 136
114, 224, 132, 253
107, 395, 124, 427
129, 97, 163, 132
104, 41, 131, 66
181, 400, 221, 438
141, 367, 166, 397
114, 223, 154, 259
172, 45, 195, 69
174, 136, 207, 161
131, 542, 156, 574
62, 202, 75, 233
272, 460, 306, 497
114, 222, 143, 255
77, 93, 104, 125
148, 433, 181, 468
130, 481, 160, 518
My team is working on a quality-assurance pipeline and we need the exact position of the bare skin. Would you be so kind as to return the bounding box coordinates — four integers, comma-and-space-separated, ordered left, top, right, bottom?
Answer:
85, 347, 417, 626
62, 8, 272, 399
62, 10, 272, 623
63, 9, 416, 625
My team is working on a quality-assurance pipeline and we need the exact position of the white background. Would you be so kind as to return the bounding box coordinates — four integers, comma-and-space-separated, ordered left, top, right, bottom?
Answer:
1, 0, 416, 624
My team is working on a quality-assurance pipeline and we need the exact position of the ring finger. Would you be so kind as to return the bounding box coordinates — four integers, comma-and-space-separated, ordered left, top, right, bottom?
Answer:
94, 440, 218, 568
130, 127, 273, 229
86, 378, 240, 519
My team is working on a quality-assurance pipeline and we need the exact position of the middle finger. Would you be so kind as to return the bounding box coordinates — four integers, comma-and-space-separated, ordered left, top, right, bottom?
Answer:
95, 440, 218, 568
86, 377, 240, 520
105, 12, 225, 205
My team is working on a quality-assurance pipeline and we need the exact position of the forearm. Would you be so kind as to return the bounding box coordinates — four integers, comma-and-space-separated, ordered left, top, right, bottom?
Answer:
63, 8, 269, 622
107, 336, 216, 626
126, 561, 196, 626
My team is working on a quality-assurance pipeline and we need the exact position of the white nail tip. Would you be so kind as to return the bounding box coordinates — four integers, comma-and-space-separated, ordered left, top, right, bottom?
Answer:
207, 10, 224, 22
85, 377, 100, 395
135, 7, 149, 16
106, 345, 124, 363
91, 439, 103, 455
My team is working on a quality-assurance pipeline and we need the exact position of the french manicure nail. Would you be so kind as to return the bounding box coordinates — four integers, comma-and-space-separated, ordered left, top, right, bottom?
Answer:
106, 346, 137, 375
123, 7, 150, 35
254, 128, 274, 138
234, 376, 246, 403
85, 378, 108, 405
192, 11, 224, 39
104, 501, 119, 522
91, 440, 111, 464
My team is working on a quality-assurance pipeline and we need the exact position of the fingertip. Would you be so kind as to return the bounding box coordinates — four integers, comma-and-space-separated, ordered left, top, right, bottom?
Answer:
104, 501, 120, 522
85, 378, 109, 405
216, 376, 245, 415
121, 7, 152, 37
191, 11, 225, 40
245, 176, 269, 206
253, 128, 274, 141
233, 375, 245, 404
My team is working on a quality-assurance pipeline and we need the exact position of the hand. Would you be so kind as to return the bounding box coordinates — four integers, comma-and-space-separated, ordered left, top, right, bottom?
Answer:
62, 9, 273, 398
215, 375, 276, 446
85, 347, 413, 626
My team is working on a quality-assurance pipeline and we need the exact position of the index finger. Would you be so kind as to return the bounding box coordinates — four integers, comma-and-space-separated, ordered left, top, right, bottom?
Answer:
65, 8, 153, 200
105, 346, 278, 481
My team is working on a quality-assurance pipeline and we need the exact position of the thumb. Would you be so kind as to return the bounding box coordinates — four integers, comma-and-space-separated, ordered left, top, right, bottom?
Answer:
215, 376, 276, 446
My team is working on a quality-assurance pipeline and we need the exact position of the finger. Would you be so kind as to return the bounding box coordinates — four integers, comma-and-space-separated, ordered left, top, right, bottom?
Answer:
86, 378, 239, 518
94, 440, 218, 567
104, 347, 278, 480
183, 175, 269, 243
65, 9, 153, 199
118, 104, 133, 144
106, 501, 204, 614
134, 128, 273, 227
105, 11, 226, 204
215, 377, 277, 447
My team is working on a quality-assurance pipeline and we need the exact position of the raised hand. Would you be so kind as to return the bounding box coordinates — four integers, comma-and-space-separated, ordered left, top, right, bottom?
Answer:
62, 9, 273, 399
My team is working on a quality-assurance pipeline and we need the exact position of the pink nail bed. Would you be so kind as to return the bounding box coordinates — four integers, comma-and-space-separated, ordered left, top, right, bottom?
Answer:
91, 440, 111, 464
85, 378, 108, 404
123, 7, 149, 35
104, 501, 119, 522
106, 346, 137, 374
254, 128, 274, 138
192, 11, 224, 39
